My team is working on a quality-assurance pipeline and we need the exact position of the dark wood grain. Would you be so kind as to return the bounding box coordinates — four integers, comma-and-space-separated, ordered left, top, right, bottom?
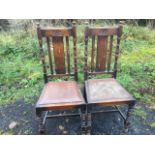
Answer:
96, 36, 108, 71
46, 37, 53, 74
72, 22, 78, 81
84, 22, 89, 80
36, 23, 86, 135
37, 24, 48, 83
37, 23, 78, 82
113, 25, 122, 78
107, 36, 113, 71
52, 36, 66, 74
66, 36, 70, 74
84, 24, 122, 79
41, 27, 73, 37
91, 36, 95, 72
87, 26, 119, 36
84, 23, 136, 135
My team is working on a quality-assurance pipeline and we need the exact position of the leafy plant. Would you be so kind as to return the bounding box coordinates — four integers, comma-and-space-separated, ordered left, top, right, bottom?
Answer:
0, 24, 155, 109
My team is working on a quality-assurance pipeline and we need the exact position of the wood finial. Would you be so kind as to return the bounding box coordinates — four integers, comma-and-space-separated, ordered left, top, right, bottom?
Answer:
119, 20, 125, 25
118, 21, 124, 35
37, 23, 40, 28
85, 21, 89, 27
72, 21, 76, 26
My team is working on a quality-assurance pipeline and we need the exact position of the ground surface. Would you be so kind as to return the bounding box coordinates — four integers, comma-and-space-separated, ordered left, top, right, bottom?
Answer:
0, 98, 155, 135
0, 23, 155, 135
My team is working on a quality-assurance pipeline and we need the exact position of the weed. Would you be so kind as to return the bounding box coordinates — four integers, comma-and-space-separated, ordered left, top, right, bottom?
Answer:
150, 122, 155, 128
0, 24, 154, 109
133, 108, 147, 120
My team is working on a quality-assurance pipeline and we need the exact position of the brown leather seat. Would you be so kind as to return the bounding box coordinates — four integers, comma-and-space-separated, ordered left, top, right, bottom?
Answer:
85, 78, 135, 106
36, 81, 85, 111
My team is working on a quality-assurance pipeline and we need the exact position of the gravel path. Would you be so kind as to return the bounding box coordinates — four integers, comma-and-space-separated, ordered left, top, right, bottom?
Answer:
0, 99, 155, 135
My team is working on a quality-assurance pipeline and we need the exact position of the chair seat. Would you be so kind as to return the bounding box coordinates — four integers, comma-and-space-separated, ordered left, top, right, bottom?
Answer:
36, 81, 85, 110
85, 78, 135, 105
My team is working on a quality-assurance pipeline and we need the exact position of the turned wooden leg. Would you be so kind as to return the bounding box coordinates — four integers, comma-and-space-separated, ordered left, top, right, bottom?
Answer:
37, 111, 46, 135
86, 113, 92, 135
124, 101, 136, 133
80, 113, 87, 135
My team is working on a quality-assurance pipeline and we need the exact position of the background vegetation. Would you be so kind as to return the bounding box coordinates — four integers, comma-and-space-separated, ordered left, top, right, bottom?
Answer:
0, 20, 155, 114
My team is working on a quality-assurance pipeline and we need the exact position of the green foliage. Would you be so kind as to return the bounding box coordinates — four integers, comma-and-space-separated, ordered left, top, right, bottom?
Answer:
150, 122, 155, 128
118, 26, 155, 108
0, 31, 43, 105
0, 24, 155, 109
119, 39, 155, 107
123, 25, 155, 44
133, 108, 147, 120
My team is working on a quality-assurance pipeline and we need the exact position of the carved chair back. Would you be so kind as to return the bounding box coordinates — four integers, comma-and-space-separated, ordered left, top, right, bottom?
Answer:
37, 22, 77, 83
84, 23, 123, 80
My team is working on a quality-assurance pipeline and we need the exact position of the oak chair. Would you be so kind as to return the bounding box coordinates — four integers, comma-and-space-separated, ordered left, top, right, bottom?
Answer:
35, 22, 86, 134
84, 22, 136, 134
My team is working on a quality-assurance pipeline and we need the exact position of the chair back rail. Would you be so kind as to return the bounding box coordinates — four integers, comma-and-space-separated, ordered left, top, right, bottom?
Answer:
84, 23, 123, 80
37, 22, 78, 83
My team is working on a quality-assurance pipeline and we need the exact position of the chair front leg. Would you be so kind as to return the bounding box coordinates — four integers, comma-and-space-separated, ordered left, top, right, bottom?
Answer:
85, 105, 92, 135
86, 113, 92, 135
37, 111, 46, 134
80, 112, 87, 135
124, 101, 136, 133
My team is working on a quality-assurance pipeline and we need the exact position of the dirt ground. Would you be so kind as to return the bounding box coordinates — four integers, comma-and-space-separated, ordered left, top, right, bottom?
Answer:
0, 98, 155, 135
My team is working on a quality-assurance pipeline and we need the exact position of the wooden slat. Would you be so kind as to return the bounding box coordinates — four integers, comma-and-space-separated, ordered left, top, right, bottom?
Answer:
52, 36, 66, 74
107, 36, 113, 71
37, 25, 48, 83
88, 71, 114, 75
84, 22, 89, 80
66, 36, 70, 74
96, 36, 108, 71
113, 35, 121, 78
41, 28, 73, 37
47, 73, 74, 78
46, 37, 53, 74
72, 22, 78, 81
84, 35, 88, 80
88, 26, 119, 36
91, 36, 95, 72
113, 25, 122, 78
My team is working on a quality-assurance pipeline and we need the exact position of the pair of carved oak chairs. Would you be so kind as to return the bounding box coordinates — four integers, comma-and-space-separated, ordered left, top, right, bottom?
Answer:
35, 22, 136, 135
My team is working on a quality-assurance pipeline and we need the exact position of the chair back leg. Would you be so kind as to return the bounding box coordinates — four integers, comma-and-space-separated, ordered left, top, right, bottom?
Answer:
37, 112, 46, 134
124, 101, 136, 133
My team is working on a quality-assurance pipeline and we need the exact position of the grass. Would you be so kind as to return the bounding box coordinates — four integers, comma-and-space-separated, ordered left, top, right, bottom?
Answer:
133, 108, 147, 120
0, 31, 43, 105
118, 26, 155, 108
0, 23, 155, 108
150, 122, 155, 128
